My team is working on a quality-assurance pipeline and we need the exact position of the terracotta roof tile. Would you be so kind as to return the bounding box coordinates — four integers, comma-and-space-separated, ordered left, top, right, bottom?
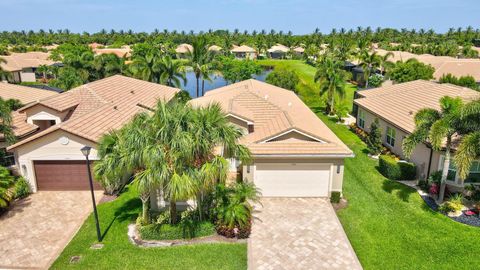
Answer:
0, 83, 58, 105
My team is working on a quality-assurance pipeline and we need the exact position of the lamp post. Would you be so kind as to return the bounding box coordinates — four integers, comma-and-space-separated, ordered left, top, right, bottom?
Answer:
81, 145, 102, 242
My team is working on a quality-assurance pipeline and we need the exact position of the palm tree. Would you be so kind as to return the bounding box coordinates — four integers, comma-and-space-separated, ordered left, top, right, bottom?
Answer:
37, 64, 49, 81
403, 96, 463, 201
157, 55, 186, 88
186, 38, 211, 97
0, 57, 11, 82
314, 56, 348, 115
0, 98, 15, 144
454, 99, 480, 180
379, 51, 394, 75
129, 51, 162, 83
358, 51, 381, 88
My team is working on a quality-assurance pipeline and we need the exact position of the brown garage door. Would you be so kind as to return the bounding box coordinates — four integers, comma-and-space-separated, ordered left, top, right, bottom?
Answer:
34, 160, 102, 191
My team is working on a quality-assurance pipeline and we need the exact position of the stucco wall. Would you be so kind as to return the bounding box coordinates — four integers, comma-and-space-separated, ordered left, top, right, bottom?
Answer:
243, 157, 345, 195
24, 105, 70, 124
20, 71, 36, 83
357, 106, 442, 179
12, 130, 98, 192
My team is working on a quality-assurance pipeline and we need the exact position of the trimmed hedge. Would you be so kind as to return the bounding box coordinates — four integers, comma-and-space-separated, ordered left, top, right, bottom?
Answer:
139, 221, 215, 240
379, 155, 417, 180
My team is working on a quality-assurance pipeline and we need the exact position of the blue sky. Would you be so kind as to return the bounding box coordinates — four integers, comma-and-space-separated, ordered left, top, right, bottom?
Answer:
1, 0, 479, 34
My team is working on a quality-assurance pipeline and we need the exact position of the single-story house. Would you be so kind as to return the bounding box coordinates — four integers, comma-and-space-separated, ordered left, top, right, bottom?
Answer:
7, 75, 179, 192
188, 79, 353, 198
88, 43, 103, 49
231, 45, 257, 60
208, 45, 222, 53
0, 83, 60, 165
93, 48, 131, 58
175, 44, 193, 58
0, 52, 57, 83
267, 44, 290, 59
353, 80, 480, 188
293, 46, 305, 57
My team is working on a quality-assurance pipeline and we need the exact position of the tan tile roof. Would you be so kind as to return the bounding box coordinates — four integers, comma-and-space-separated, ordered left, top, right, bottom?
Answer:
231, 45, 256, 53
0, 52, 55, 72
208, 45, 222, 51
293, 47, 305, 53
190, 80, 352, 157
175, 44, 193, 54
8, 75, 179, 150
0, 83, 58, 104
267, 44, 290, 53
354, 80, 480, 133
374, 49, 480, 81
93, 48, 131, 58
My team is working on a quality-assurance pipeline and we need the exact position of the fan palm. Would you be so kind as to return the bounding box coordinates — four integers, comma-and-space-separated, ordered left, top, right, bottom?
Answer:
403, 96, 463, 201
314, 56, 348, 115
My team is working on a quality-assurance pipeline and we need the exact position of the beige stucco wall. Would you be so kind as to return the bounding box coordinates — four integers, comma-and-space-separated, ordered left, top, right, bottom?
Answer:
20, 71, 36, 82
25, 105, 70, 124
12, 130, 98, 192
357, 106, 442, 179
243, 157, 345, 196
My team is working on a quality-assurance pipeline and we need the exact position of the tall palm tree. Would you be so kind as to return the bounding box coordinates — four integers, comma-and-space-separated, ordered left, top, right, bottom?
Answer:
379, 51, 394, 75
358, 51, 381, 88
0, 57, 11, 82
403, 96, 463, 201
314, 56, 348, 115
157, 55, 186, 88
454, 99, 480, 180
186, 38, 211, 97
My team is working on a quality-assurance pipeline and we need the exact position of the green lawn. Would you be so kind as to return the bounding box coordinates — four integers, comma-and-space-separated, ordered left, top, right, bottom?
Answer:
50, 185, 246, 270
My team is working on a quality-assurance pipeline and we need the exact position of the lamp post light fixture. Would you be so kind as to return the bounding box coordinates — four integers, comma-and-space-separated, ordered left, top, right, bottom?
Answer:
81, 145, 102, 242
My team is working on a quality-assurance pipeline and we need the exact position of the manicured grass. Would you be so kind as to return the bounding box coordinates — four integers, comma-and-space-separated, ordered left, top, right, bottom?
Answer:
50, 184, 246, 270
270, 56, 480, 269
257, 59, 356, 111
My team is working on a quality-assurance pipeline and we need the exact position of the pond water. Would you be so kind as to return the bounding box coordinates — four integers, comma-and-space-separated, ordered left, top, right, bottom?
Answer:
182, 69, 272, 98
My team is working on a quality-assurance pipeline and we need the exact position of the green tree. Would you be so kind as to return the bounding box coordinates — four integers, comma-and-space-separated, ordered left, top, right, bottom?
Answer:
403, 96, 464, 201
186, 38, 211, 97
440, 74, 479, 91
0, 97, 15, 144
314, 56, 348, 115
388, 59, 435, 83
129, 51, 162, 83
157, 55, 186, 88
92, 53, 126, 79
358, 51, 381, 88
266, 68, 299, 92
367, 119, 383, 155
50, 67, 84, 90
0, 166, 14, 208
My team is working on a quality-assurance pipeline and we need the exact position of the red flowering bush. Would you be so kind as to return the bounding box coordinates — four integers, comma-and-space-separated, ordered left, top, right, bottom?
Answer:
429, 183, 439, 195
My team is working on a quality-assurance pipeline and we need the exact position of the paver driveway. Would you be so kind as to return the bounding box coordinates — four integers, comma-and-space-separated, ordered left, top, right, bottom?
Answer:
248, 198, 362, 270
0, 191, 103, 270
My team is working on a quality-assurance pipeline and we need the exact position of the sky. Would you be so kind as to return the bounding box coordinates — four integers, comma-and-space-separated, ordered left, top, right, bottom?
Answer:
1, 0, 479, 34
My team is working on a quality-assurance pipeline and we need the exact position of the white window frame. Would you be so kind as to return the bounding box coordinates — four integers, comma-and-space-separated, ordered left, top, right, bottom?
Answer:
386, 126, 396, 147
358, 110, 365, 129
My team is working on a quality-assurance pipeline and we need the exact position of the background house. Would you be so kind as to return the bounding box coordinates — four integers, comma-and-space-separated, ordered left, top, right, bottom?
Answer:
267, 44, 290, 59
0, 52, 57, 83
354, 80, 480, 188
175, 43, 193, 59
230, 45, 257, 60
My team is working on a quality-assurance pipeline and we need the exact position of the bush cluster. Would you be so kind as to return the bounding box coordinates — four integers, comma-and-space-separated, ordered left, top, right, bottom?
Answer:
378, 155, 417, 180
330, 191, 341, 203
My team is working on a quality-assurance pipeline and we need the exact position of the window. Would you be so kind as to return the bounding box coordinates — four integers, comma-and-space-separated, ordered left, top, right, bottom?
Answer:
438, 157, 480, 182
386, 126, 396, 147
358, 110, 365, 128
0, 148, 15, 167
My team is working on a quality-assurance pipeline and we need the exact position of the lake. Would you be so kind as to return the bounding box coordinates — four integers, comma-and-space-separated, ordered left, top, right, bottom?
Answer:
182, 69, 272, 98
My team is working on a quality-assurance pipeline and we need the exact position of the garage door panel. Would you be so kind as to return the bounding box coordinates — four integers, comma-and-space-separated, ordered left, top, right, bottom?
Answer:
255, 163, 331, 197
34, 160, 102, 191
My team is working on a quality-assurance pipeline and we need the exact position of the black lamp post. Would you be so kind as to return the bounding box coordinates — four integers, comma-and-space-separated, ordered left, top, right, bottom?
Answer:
81, 145, 102, 242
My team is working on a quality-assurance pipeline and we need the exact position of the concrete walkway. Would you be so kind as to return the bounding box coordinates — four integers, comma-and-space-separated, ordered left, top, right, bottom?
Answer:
0, 191, 103, 270
248, 198, 362, 270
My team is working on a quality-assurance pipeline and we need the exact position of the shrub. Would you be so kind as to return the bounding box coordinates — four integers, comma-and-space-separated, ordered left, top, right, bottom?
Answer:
378, 155, 417, 180
0, 166, 14, 208
265, 68, 300, 92
366, 119, 383, 155
14, 177, 30, 199
139, 221, 215, 240
368, 74, 384, 88
439, 194, 464, 213
388, 59, 434, 83
330, 191, 341, 203
428, 171, 442, 185
429, 183, 439, 195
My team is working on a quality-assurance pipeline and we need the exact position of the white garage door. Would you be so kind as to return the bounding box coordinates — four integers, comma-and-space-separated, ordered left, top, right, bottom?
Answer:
254, 163, 331, 197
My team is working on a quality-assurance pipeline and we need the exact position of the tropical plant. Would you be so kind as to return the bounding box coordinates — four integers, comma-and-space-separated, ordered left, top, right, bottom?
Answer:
92, 53, 126, 79
367, 119, 383, 155
49, 67, 84, 90
454, 99, 480, 180
388, 59, 435, 83
129, 50, 162, 83
265, 68, 299, 92
0, 97, 15, 144
358, 51, 381, 88
157, 55, 186, 88
186, 38, 211, 97
0, 166, 14, 207
439, 73, 479, 91
95, 101, 250, 224
402, 96, 464, 201
314, 56, 349, 115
